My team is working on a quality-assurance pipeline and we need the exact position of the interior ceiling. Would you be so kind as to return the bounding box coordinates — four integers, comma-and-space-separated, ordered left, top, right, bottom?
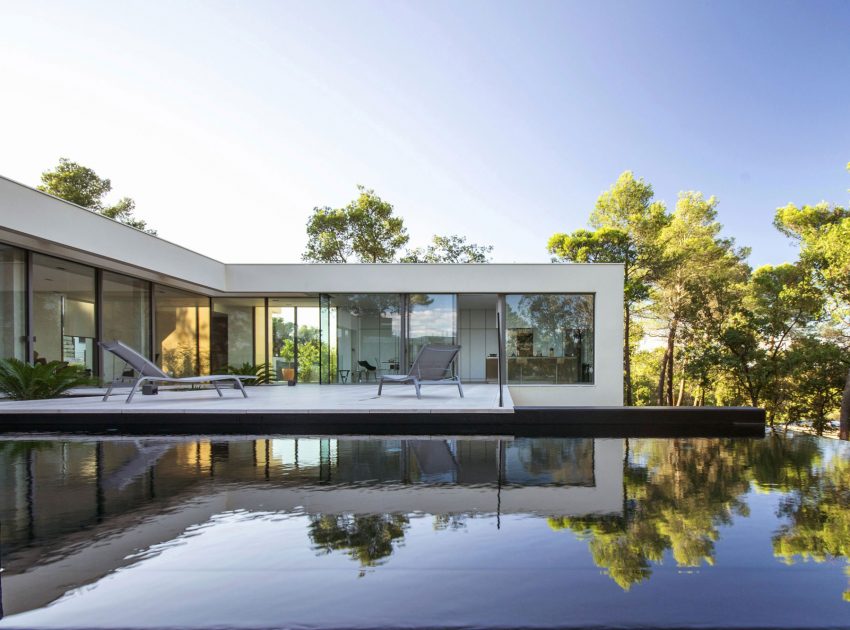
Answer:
32, 260, 94, 300
457, 294, 498, 309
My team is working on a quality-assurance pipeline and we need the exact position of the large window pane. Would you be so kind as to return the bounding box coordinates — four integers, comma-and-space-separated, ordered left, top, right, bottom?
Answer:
506, 294, 594, 385
32, 254, 96, 373
102, 272, 151, 383
154, 285, 209, 377
268, 298, 321, 383
211, 298, 266, 374
407, 294, 456, 370
328, 294, 401, 384
0, 245, 26, 360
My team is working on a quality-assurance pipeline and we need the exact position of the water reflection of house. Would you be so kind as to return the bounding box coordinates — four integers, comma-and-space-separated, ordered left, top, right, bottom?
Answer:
0, 437, 623, 615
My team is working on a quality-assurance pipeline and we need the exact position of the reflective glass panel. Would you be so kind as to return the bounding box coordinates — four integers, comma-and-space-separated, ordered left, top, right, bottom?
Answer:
101, 272, 151, 383
154, 285, 210, 377
268, 298, 321, 383
0, 244, 26, 360
326, 294, 401, 383
211, 298, 266, 375
407, 294, 456, 370
32, 254, 96, 373
505, 294, 594, 384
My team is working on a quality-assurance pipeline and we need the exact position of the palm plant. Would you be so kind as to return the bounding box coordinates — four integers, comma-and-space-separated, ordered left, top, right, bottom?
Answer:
218, 362, 272, 385
0, 358, 94, 400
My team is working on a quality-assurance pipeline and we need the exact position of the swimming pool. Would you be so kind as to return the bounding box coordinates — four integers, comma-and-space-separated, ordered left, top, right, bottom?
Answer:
0, 433, 847, 628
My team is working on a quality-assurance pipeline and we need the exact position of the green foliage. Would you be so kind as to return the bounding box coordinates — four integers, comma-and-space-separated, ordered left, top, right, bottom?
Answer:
783, 337, 848, 433
308, 513, 409, 568
548, 172, 669, 405
774, 164, 850, 436
0, 358, 94, 400
38, 158, 156, 234
719, 263, 823, 423
401, 234, 493, 263
217, 362, 272, 385
303, 185, 408, 262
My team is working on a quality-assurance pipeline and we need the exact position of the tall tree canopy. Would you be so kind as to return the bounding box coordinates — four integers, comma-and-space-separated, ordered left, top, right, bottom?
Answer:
652, 192, 750, 406
38, 158, 156, 234
303, 186, 408, 263
401, 234, 493, 263
774, 163, 850, 438
548, 171, 668, 405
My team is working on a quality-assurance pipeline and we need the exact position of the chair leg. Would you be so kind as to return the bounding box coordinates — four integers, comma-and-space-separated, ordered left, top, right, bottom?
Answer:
126, 378, 145, 403
414, 378, 421, 399
378, 378, 383, 396
102, 380, 115, 402
212, 381, 223, 397
457, 378, 464, 398
235, 378, 248, 398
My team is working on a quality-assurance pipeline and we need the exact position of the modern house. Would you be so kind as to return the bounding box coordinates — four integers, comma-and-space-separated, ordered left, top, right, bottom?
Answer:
0, 174, 624, 406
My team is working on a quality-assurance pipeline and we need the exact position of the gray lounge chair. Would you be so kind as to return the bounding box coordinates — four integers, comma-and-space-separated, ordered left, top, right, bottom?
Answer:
100, 340, 249, 403
377, 344, 463, 399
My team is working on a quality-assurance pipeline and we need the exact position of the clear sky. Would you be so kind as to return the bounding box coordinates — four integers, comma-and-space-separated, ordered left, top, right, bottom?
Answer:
1, 0, 849, 266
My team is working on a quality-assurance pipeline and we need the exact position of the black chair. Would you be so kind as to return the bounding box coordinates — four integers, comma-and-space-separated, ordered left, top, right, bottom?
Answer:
357, 360, 377, 382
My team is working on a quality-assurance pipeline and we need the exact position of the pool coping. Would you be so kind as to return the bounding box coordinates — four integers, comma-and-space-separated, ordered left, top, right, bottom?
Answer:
0, 406, 766, 438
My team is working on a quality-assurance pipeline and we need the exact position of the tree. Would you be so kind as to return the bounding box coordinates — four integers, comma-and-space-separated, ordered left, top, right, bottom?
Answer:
400, 234, 493, 263
719, 263, 823, 424
774, 163, 850, 438
784, 336, 848, 434
38, 158, 156, 234
652, 192, 749, 405
303, 186, 408, 263
547, 172, 669, 405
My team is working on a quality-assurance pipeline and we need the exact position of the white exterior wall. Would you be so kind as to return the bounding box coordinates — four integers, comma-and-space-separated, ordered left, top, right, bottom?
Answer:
0, 174, 624, 406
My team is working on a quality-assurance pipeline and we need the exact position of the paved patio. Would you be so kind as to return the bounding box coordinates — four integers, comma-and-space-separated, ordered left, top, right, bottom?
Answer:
0, 383, 513, 415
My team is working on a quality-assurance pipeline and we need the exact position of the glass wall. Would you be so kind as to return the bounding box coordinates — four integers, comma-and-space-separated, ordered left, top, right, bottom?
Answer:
505, 294, 594, 384
154, 285, 210, 377
407, 294, 457, 370
268, 298, 322, 383
0, 245, 27, 361
210, 298, 266, 374
32, 254, 96, 373
101, 272, 151, 383
326, 294, 402, 383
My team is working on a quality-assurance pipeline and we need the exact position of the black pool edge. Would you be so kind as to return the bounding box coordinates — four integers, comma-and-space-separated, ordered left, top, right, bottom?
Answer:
0, 406, 767, 438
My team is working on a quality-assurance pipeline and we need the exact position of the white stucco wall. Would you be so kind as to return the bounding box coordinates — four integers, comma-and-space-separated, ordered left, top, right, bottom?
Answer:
0, 174, 624, 406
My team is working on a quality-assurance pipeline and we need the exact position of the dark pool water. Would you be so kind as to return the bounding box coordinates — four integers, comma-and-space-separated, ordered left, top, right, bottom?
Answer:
0, 433, 848, 629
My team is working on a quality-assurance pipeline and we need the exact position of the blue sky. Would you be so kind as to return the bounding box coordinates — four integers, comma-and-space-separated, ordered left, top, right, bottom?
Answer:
1, 0, 848, 266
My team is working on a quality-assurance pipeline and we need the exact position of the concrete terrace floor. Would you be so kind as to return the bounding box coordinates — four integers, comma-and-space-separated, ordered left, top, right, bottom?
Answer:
0, 383, 513, 415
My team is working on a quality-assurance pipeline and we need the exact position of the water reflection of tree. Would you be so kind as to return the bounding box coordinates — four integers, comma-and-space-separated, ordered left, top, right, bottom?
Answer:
550, 438, 753, 590
770, 448, 850, 601
308, 513, 409, 568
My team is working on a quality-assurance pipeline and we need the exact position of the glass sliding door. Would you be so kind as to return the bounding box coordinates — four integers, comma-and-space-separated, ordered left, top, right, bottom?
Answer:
325, 294, 401, 383
505, 294, 594, 384
101, 272, 151, 383
0, 244, 27, 361
268, 298, 321, 383
32, 254, 96, 373
154, 285, 210, 377
407, 294, 457, 370
211, 298, 266, 375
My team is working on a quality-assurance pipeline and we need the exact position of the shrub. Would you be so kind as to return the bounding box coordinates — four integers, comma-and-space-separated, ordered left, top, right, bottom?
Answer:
0, 358, 94, 400
217, 362, 272, 385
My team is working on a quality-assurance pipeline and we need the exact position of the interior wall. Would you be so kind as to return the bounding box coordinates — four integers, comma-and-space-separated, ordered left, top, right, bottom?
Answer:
32, 293, 62, 362
458, 308, 499, 381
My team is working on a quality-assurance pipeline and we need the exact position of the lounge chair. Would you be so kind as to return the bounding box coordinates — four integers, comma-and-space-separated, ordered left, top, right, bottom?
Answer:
100, 340, 249, 403
377, 344, 463, 399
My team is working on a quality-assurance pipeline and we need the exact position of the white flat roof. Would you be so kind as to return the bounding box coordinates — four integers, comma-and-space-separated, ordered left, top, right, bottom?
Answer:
0, 174, 623, 296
